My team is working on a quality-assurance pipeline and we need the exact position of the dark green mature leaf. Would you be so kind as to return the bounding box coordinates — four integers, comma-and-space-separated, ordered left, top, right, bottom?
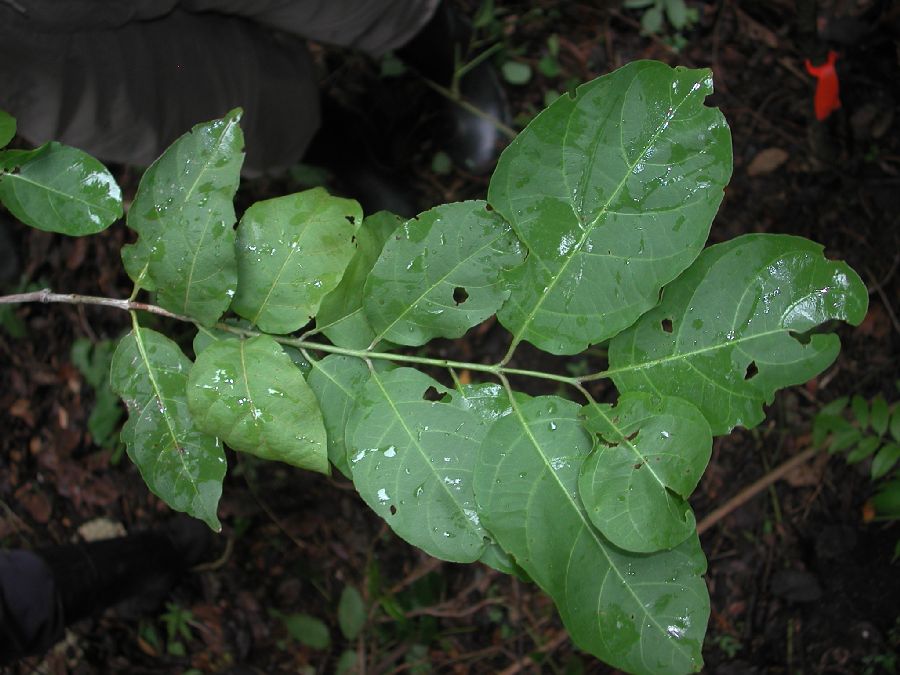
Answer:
346, 368, 493, 563
489, 60, 732, 355
187, 335, 328, 473
307, 354, 374, 479
232, 187, 362, 334
579, 393, 711, 553
110, 327, 225, 531
317, 211, 401, 348
364, 201, 524, 346
473, 396, 708, 674
609, 234, 868, 435
0, 110, 15, 148
121, 109, 243, 325
0, 142, 122, 235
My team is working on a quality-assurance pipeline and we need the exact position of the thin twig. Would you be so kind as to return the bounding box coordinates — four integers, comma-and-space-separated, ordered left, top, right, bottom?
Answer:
0, 289, 192, 322
696, 446, 821, 535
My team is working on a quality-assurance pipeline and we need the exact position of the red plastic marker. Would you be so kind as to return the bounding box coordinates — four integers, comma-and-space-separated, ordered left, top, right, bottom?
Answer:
804, 50, 841, 121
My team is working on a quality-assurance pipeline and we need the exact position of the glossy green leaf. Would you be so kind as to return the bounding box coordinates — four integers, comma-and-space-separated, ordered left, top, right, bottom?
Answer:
579, 393, 711, 553
473, 396, 708, 674
187, 335, 327, 473
346, 368, 493, 563
307, 354, 374, 479
872, 442, 900, 479
609, 234, 868, 434
110, 327, 225, 531
121, 110, 243, 325
338, 586, 366, 640
0, 142, 122, 235
364, 201, 524, 346
316, 211, 401, 348
489, 60, 732, 355
0, 110, 15, 148
232, 187, 362, 334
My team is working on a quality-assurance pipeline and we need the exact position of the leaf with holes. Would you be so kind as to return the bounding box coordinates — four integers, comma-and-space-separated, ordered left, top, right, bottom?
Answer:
346, 368, 496, 563
316, 211, 401, 348
187, 335, 328, 473
608, 234, 868, 434
0, 142, 122, 236
121, 109, 243, 324
578, 393, 711, 553
473, 396, 708, 674
363, 201, 524, 346
110, 327, 225, 531
231, 187, 362, 334
489, 60, 732, 355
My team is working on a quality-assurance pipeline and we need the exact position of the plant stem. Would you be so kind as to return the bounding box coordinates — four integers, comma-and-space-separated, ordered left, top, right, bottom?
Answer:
419, 78, 517, 140
0, 289, 578, 386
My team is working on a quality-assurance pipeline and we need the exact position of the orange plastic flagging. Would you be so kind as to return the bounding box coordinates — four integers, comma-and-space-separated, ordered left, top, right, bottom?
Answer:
805, 50, 841, 121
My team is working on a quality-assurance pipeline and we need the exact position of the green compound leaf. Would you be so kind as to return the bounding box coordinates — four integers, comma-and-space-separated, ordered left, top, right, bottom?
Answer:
121, 109, 243, 325
346, 368, 493, 563
608, 234, 868, 435
0, 142, 122, 235
364, 201, 525, 346
489, 60, 732, 355
473, 396, 708, 674
307, 354, 376, 479
110, 327, 225, 531
187, 335, 328, 474
232, 187, 362, 334
317, 211, 401, 349
579, 393, 712, 553
0, 110, 16, 148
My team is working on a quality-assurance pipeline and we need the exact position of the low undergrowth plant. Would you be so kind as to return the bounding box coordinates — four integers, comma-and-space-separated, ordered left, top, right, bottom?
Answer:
0, 62, 868, 674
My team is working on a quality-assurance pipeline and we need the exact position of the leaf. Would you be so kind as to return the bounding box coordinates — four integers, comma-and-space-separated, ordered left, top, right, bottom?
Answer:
489, 61, 732, 355
892, 407, 900, 443
338, 586, 366, 640
473, 395, 708, 674
121, 110, 243, 325
579, 393, 711, 553
187, 335, 328, 473
665, 0, 689, 30
363, 201, 524, 346
110, 327, 225, 531
307, 354, 376, 479
316, 211, 401, 349
608, 234, 869, 435
851, 394, 869, 429
232, 187, 362, 334
502, 61, 532, 85
870, 395, 889, 436
0, 110, 15, 148
872, 443, 900, 480
641, 6, 664, 34
0, 142, 122, 235
872, 481, 900, 519
845, 436, 879, 463
346, 368, 494, 563
279, 612, 330, 649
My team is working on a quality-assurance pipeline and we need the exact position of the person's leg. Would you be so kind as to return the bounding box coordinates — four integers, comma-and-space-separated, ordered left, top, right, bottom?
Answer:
0, 5, 319, 175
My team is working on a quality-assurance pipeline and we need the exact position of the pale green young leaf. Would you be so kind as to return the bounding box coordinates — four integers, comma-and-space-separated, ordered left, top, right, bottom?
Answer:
579, 393, 711, 553
473, 396, 708, 674
363, 201, 524, 346
307, 354, 375, 479
317, 211, 401, 348
121, 109, 243, 324
110, 327, 225, 531
187, 335, 327, 473
489, 60, 732, 355
346, 368, 492, 563
0, 142, 122, 235
231, 187, 362, 334
609, 234, 869, 435
0, 110, 15, 148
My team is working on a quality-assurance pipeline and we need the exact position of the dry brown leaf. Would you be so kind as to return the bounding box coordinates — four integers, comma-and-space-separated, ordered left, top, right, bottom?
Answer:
747, 148, 790, 177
